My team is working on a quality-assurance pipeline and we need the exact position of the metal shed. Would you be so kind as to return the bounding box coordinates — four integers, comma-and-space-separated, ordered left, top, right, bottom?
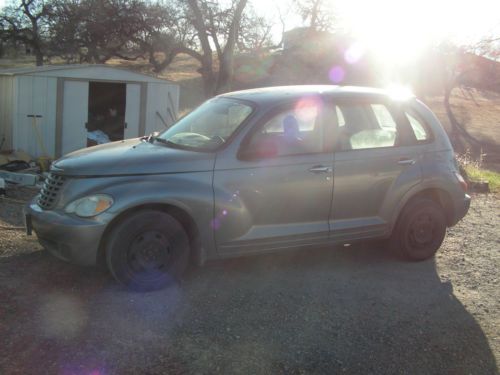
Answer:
0, 65, 179, 158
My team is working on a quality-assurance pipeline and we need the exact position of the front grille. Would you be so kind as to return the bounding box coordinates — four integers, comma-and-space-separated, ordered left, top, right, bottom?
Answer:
38, 173, 67, 210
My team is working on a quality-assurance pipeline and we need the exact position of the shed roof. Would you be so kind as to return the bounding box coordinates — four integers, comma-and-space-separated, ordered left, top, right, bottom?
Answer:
0, 64, 174, 84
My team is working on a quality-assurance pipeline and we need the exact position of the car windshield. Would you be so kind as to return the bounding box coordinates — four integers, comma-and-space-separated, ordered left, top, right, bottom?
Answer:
157, 98, 253, 151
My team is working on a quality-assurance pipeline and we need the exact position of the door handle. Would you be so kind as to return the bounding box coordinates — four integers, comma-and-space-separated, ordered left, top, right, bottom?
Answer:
398, 158, 416, 165
308, 165, 332, 173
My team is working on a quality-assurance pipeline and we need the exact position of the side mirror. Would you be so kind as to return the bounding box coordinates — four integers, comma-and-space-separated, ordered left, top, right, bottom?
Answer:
239, 139, 278, 160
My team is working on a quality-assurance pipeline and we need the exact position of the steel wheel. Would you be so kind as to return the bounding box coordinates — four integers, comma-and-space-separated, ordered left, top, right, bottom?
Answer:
392, 198, 447, 261
106, 210, 190, 291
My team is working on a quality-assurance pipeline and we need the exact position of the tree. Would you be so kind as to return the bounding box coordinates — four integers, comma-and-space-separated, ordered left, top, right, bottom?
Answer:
437, 41, 500, 153
473, 36, 500, 61
184, 0, 248, 95
1, 0, 266, 97
126, 1, 198, 73
0, 0, 52, 65
237, 4, 276, 53
48, 0, 149, 63
138, 0, 278, 96
136, 0, 250, 97
293, 0, 336, 31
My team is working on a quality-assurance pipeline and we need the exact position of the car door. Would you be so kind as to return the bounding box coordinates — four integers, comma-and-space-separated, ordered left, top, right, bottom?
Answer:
213, 101, 334, 255
328, 100, 423, 241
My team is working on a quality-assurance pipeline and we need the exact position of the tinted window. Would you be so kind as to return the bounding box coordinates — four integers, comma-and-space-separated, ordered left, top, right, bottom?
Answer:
336, 103, 399, 151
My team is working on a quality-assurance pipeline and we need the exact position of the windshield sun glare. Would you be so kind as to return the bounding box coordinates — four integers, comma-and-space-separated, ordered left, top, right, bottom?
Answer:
158, 98, 253, 151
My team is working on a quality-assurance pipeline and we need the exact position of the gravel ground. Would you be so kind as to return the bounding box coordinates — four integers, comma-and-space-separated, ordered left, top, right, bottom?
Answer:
0, 189, 498, 374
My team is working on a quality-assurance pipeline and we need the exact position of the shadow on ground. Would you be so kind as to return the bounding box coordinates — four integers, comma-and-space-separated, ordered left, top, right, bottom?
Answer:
0, 243, 497, 374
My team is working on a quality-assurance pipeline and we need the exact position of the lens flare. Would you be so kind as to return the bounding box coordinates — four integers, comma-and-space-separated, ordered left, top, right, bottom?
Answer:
387, 84, 414, 100
328, 66, 345, 83
344, 43, 365, 64
294, 97, 322, 122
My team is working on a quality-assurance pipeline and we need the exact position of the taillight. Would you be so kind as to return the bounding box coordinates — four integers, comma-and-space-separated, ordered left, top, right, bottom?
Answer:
454, 172, 468, 192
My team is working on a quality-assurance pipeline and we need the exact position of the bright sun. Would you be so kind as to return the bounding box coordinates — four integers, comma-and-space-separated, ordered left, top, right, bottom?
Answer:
335, 0, 500, 65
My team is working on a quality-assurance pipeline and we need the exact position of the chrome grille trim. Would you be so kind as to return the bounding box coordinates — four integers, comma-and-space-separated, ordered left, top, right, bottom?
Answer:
38, 173, 67, 210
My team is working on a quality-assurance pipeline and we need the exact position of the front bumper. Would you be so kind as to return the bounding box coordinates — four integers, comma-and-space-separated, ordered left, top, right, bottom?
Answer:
24, 200, 107, 266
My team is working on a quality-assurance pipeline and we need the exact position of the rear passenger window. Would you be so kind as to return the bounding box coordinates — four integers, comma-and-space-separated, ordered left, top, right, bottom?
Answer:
371, 104, 397, 130
405, 110, 430, 142
336, 103, 399, 151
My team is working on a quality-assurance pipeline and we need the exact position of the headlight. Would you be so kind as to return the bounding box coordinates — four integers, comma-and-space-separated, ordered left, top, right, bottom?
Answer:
65, 194, 113, 217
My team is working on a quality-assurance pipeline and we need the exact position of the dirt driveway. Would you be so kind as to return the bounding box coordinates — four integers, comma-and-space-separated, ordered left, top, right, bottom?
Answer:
0, 193, 498, 374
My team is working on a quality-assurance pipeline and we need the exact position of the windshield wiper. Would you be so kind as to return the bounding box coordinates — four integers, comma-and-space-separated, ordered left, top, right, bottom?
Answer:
150, 136, 191, 150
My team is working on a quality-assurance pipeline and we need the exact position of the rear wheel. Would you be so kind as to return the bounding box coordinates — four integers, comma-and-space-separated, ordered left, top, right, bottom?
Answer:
391, 198, 447, 261
105, 210, 190, 291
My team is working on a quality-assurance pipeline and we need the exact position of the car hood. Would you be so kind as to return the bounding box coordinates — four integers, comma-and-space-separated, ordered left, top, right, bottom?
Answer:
51, 138, 215, 176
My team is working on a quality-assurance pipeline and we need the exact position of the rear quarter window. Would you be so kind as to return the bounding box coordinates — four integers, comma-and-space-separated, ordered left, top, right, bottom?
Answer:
405, 109, 432, 142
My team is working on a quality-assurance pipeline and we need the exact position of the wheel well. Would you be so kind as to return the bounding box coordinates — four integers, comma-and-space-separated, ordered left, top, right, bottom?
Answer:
96, 203, 200, 268
404, 188, 454, 226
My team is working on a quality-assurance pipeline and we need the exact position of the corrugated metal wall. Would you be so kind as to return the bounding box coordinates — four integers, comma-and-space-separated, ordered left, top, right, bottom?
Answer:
13, 75, 57, 158
1, 67, 180, 158
0, 76, 14, 150
145, 82, 179, 136
61, 80, 88, 155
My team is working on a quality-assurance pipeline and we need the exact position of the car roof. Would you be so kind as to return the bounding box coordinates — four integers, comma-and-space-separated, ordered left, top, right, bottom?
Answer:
218, 85, 405, 106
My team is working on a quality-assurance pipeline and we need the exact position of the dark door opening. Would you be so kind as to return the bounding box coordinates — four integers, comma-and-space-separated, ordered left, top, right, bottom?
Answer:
87, 81, 126, 145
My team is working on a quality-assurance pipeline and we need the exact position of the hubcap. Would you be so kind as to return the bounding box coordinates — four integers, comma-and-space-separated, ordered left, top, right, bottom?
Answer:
128, 230, 171, 271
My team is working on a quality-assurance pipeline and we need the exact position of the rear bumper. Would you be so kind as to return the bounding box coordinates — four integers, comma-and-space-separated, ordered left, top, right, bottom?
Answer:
450, 194, 471, 226
24, 200, 106, 266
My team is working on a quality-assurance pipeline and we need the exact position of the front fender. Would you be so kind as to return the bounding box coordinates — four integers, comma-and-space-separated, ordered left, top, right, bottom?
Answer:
96, 173, 216, 258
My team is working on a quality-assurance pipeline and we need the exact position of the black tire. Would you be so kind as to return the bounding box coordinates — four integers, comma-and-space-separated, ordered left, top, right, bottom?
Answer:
105, 210, 190, 291
391, 198, 447, 261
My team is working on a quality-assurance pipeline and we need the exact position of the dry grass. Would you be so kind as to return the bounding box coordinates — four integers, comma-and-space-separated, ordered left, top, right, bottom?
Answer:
424, 89, 500, 171
424, 89, 500, 146
0, 55, 38, 69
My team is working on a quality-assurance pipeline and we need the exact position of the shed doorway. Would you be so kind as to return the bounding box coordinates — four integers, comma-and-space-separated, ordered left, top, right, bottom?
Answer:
87, 81, 126, 145
60, 80, 142, 156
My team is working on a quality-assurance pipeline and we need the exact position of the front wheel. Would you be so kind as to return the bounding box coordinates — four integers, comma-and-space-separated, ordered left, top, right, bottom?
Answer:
391, 198, 447, 261
105, 210, 190, 291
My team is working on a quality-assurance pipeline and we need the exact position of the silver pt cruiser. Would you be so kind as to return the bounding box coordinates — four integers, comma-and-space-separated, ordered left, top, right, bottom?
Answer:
26, 86, 471, 290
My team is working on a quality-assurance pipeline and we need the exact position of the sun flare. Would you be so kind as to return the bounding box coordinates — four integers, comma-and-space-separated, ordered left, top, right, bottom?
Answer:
336, 0, 500, 64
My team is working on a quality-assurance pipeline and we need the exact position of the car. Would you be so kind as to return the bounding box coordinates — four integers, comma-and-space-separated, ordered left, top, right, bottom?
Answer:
25, 85, 471, 290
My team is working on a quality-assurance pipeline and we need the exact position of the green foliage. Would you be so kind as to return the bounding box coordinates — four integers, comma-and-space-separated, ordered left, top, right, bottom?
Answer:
456, 150, 500, 193
464, 165, 500, 193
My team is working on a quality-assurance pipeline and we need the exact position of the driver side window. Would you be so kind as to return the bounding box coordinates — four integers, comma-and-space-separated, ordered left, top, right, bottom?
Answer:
249, 105, 324, 157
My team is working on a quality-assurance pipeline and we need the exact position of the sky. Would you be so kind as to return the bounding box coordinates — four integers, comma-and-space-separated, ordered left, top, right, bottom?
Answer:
253, 0, 500, 62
